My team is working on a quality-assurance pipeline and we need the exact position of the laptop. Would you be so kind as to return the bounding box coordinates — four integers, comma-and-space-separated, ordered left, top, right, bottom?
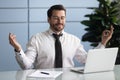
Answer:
71, 47, 118, 74
83, 71, 115, 80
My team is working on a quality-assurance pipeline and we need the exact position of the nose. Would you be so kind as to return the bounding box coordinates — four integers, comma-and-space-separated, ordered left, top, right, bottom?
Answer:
58, 18, 62, 23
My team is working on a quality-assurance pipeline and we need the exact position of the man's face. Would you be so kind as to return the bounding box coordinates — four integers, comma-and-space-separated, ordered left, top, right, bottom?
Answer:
48, 10, 66, 33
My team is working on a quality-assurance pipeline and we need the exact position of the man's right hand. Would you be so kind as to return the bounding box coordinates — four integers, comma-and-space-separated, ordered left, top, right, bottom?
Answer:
9, 33, 21, 52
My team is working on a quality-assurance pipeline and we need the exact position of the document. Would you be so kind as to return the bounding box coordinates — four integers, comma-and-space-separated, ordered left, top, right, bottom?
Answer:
27, 70, 63, 79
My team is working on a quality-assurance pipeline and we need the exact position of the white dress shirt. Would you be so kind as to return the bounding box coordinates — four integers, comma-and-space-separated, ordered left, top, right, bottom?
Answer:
15, 28, 105, 69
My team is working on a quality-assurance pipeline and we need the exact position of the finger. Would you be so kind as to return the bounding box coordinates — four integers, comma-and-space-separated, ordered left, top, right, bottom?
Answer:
9, 33, 13, 44
9, 33, 12, 40
9, 33, 16, 39
9, 33, 16, 43
110, 25, 114, 33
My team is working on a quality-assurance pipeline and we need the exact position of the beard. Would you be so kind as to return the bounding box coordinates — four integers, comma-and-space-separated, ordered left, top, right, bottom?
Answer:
50, 23, 65, 32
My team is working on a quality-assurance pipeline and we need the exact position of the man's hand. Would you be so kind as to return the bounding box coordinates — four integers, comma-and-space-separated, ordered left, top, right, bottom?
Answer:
101, 25, 114, 46
9, 33, 21, 52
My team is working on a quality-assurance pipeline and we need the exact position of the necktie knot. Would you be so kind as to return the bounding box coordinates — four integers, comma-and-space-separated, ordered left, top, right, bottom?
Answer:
53, 33, 62, 40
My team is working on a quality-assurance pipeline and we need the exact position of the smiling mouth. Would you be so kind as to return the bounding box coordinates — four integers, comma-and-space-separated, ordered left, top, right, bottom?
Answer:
57, 24, 63, 26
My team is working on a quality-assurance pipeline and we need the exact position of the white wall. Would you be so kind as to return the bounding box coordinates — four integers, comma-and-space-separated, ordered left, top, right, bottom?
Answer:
0, 0, 98, 71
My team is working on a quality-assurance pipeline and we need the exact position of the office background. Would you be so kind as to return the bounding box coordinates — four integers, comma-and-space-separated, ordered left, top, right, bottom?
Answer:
0, 0, 99, 71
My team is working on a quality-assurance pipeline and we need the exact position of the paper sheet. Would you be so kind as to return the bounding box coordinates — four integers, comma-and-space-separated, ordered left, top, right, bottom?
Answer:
27, 70, 63, 79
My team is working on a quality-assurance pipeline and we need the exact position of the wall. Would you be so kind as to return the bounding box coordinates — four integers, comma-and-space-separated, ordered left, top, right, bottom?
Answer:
0, 0, 98, 71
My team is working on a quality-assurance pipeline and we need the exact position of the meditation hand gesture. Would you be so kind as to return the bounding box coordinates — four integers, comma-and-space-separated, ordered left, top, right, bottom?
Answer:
9, 33, 21, 52
101, 25, 114, 46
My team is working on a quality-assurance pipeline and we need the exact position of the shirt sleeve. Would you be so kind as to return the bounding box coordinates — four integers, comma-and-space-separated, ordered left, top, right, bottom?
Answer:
74, 39, 87, 64
74, 41, 105, 65
15, 36, 37, 69
15, 50, 27, 69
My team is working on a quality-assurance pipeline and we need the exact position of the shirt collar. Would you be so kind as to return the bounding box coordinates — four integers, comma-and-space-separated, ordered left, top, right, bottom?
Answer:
48, 28, 65, 36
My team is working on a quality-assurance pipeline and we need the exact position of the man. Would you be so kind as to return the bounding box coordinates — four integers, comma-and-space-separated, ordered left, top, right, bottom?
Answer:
9, 4, 114, 69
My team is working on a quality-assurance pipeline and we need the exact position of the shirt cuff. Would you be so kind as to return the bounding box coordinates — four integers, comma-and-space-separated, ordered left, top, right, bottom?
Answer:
15, 49, 25, 58
95, 43, 105, 49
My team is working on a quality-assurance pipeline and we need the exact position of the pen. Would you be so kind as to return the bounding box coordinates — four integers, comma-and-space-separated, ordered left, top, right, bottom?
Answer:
40, 72, 49, 75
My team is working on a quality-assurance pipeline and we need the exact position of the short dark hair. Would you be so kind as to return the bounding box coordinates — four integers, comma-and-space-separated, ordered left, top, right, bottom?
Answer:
47, 4, 66, 18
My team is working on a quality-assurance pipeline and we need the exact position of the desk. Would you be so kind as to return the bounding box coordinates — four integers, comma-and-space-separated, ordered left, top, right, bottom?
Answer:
0, 65, 120, 80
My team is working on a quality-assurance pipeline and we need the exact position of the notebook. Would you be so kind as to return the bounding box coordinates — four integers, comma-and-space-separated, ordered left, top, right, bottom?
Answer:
71, 47, 118, 74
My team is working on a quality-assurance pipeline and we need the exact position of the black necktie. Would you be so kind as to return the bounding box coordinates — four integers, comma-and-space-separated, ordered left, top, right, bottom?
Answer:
53, 33, 63, 68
